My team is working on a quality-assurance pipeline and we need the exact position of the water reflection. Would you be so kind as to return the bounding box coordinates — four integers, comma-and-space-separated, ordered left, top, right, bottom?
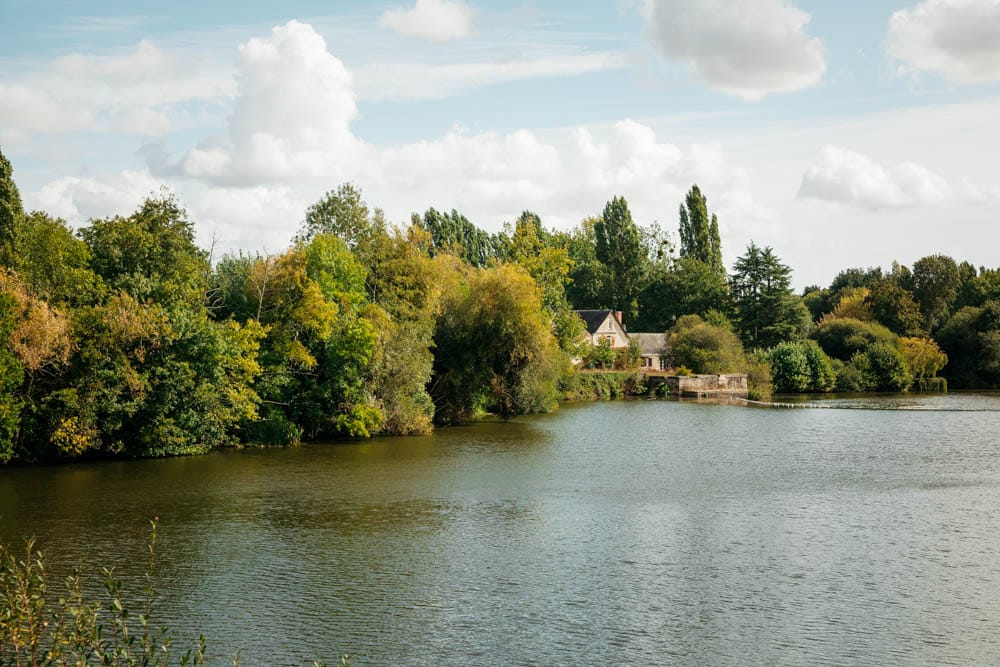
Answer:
3, 397, 1000, 664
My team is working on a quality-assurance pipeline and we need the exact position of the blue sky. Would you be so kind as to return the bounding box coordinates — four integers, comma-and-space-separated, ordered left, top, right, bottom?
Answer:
2, 0, 999, 287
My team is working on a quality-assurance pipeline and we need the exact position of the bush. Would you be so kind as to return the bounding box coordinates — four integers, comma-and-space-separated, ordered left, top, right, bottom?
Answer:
863, 342, 912, 392
811, 317, 897, 361
745, 350, 773, 401
582, 338, 615, 370
769, 340, 835, 393
667, 314, 745, 374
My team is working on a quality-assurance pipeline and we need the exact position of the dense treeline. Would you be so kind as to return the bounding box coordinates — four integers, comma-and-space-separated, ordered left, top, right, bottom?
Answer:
1, 147, 998, 463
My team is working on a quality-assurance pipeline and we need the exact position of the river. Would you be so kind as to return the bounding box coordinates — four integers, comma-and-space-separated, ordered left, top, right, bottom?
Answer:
3, 394, 1000, 665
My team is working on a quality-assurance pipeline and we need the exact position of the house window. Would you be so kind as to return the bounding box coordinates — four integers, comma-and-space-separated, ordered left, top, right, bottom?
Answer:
605, 335, 615, 347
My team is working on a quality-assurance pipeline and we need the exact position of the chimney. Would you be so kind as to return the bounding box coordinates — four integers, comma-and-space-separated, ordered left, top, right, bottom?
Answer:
615, 311, 624, 330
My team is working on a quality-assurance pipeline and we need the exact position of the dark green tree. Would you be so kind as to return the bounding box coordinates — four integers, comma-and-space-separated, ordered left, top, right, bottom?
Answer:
905, 254, 961, 331
864, 279, 924, 337
594, 196, 645, 323
731, 242, 810, 349
634, 257, 729, 332
678, 185, 724, 275
0, 147, 24, 260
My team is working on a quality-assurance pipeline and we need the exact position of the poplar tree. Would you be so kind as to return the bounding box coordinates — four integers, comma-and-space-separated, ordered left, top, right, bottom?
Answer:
594, 195, 645, 323
0, 147, 24, 261
678, 185, 724, 276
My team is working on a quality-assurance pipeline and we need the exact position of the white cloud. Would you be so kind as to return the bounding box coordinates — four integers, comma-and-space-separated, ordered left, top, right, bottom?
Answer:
798, 145, 953, 209
54, 40, 175, 83
167, 20, 362, 186
642, 0, 825, 99
0, 39, 233, 140
355, 51, 627, 101
27, 170, 163, 221
24, 20, 765, 259
0, 84, 94, 141
887, 0, 1000, 84
378, 0, 475, 42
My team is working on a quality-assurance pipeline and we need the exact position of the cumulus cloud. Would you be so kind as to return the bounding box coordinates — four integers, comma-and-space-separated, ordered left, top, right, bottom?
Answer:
379, 0, 475, 41
887, 0, 1000, 83
26, 19, 765, 256
167, 20, 362, 186
798, 145, 953, 209
643, 0, 825, 99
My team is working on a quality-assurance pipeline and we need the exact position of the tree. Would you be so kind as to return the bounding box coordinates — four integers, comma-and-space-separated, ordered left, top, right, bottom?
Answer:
906, 254, 961, 331
730, 243, 810, 349
864, 280, 924, 337
565, 217, 606, 310
898, 337, 947, 380
769, 340, 835, 393
667, 314, 745, 374
634, 257, 729, 332
79, 193, 208, 307
0, 147, 24, 260
297, 183, 382, 251
811, 317, 897, 361
10, 211, 103, 306
678, 185, 723, 275
430, 263, 561, 424
594, 196, 645, 323
415, 207, 501, 267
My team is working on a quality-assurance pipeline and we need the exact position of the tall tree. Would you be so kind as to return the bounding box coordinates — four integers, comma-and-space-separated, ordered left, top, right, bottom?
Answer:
905, 254, 961, 332
731, 242, 810, 349
594, 196, 645, 323
678, 185, 724, 275
0, 147, 24, 260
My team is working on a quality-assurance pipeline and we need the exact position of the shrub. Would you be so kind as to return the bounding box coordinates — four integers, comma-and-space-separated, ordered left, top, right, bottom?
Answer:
811, 317, 897, 361
667, 314, 745, 374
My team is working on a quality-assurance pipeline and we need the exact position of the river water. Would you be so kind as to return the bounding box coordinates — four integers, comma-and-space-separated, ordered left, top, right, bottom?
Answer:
3, 395, 1000, 665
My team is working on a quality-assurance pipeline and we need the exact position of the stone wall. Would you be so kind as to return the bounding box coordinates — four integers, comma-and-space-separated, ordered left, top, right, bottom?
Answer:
662, 374, 748, 398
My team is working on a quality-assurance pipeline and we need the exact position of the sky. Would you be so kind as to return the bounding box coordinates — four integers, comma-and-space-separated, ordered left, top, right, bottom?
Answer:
1, 0, 999, 289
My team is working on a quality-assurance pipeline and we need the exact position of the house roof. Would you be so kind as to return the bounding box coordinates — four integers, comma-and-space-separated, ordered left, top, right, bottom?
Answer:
630, 333, 667, 356
575, 309, 616, 335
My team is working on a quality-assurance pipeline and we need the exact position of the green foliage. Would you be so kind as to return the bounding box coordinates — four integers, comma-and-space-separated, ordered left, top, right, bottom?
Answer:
768, 342, 809, 393
79, 193, 208, 308
298, 183, 381, 250
769, 340, 834, 393
561, 370, 645, 401
582, 338, 615, 370
678, 185, 724, 275
10, 211, 103, 306
905, 254, 961, 332
0, 295, 24, 463
811, 317, 898, 361
634, 257, 729, 332
415, 207, 502, 267
614, 338, 643, 371
898, 337, 947, 380
0, 147, 24, 260
864, 280, 924, 336
431, 263, 561, 423
745, 349, 773, 401
667, 314, 745, 374
936, 301, 1000, 388
731, 242, 810, 348
594, 196, 645, 323
858, 342, 912, 392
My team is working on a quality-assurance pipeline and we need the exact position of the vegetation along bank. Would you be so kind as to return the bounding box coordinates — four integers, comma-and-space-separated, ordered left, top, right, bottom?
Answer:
0, 148, 996, 464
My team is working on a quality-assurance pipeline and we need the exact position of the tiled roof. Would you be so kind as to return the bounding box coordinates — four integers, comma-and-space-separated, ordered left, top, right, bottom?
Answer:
574, 309, 614, 335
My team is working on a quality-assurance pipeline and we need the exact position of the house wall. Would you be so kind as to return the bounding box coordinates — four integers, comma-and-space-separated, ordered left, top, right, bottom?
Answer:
589, 313, 630, 349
